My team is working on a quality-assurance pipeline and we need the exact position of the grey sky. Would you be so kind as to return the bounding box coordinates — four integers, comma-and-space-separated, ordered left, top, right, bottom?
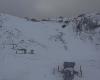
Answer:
0, 0, 100, 18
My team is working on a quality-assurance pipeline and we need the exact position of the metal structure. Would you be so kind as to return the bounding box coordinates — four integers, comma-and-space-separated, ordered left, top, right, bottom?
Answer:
58, 62, 82, 80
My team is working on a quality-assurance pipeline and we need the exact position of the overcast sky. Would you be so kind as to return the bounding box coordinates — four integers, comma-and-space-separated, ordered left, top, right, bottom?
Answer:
0, 0, 100, 18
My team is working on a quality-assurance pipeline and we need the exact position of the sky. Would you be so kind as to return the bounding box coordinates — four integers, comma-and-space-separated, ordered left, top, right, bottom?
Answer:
0, 0, 100, 18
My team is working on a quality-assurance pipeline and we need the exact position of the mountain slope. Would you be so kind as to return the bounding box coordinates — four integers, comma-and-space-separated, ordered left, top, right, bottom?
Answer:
0, 13, 100, 80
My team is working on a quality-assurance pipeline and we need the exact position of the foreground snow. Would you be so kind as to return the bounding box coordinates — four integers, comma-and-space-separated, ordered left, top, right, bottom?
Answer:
0, 13, 100, 80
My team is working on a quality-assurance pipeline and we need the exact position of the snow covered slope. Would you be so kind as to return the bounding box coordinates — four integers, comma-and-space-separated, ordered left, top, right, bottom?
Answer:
0, 13, 100, 80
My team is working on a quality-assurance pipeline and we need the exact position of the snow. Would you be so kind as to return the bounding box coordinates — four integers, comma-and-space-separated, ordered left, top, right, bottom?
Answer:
0, 13, 100, 80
